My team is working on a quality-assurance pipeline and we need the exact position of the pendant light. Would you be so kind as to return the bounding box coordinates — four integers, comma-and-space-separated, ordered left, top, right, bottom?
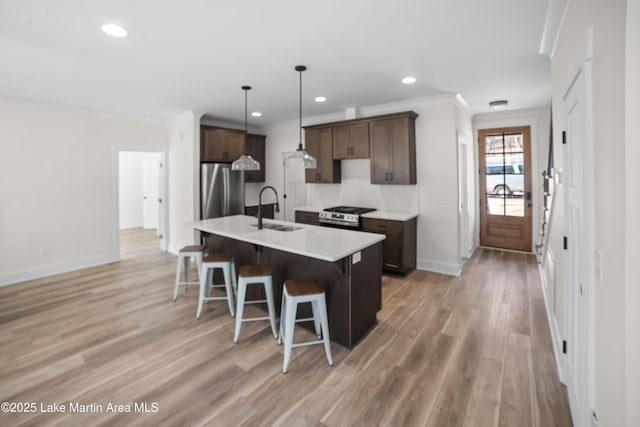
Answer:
284, 65, 317, 168
231, 85, 260, 171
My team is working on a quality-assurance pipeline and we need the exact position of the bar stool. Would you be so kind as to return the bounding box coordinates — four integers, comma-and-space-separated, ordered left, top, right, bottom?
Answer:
173, 245, 205, 301
278, 279, 333, 373
197, 253, 237, 318
233, 265, 278, 343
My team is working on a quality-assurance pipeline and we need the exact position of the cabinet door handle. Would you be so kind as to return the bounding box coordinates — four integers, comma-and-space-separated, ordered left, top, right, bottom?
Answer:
389, 172, 393, 182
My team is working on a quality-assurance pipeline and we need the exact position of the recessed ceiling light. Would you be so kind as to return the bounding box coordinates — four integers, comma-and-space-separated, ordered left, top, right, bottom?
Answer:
102, 24, 128, 38
251, 112, 262, 117
314, 96, 327, 103
489, 100, 509, 109
402, 76, 416, 84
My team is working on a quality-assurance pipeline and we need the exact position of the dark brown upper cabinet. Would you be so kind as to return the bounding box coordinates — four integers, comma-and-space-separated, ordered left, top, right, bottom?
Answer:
200, 125, 266, 183
201, 125, 245, 163
369, 112, 417, 185
304, 127, 341, 183
243, 133, 266, 183
332, 122, 370, 159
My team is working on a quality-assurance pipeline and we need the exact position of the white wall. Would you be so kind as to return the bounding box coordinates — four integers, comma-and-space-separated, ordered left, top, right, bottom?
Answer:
167, 111, 200, 254
626, 1, 640, 426
0, 101, 167, 286
455, 103, 476, 258
551, 0, 631, 425
261, 96, 469, 275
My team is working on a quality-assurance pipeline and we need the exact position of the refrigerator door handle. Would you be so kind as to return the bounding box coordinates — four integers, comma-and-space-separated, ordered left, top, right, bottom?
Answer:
223, 167, 229, 215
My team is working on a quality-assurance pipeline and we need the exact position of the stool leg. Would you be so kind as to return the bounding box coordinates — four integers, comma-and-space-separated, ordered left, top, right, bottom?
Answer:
263, 277, 278, 339
222, 264, 235, 317
197, 265, 208, 319
233, 278, 247, 343
311, 300, 321, 338
283, 299, 297, 374
183, 256, 191, 283
278, 291, 286, 345
318, 294, 333, 366
230, 259, 238, 296
173, 255, 182, 301
194, 253, 202, 289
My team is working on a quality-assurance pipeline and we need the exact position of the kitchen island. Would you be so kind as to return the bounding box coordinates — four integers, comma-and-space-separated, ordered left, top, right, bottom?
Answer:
192, 215, 385, 348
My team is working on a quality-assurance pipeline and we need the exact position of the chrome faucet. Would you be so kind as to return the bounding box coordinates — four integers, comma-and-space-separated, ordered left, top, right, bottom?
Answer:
258, 185, 280, 229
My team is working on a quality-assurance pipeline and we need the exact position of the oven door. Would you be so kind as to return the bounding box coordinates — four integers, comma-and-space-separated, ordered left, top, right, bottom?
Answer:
318, 218, 361, 230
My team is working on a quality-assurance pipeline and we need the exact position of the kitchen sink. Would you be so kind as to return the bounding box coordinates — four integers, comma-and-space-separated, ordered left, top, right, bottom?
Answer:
252, 223, 302, 232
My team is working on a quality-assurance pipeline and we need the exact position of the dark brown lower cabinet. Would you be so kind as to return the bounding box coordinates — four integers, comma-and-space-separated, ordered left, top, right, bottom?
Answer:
362, 217, 417, 274
294, 210, 320, 225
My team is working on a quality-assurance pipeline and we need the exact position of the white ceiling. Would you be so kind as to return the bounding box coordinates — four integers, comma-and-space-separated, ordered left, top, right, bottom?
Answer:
0, 0, 551, 126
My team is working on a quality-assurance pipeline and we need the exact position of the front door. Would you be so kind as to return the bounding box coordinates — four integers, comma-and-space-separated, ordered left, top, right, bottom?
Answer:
479, 126, 532, 251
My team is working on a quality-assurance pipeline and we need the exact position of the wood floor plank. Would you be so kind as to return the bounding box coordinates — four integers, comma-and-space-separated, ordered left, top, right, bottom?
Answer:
0, 231, 572, 426
500, 332, 535, 427
462, 356, 504, 427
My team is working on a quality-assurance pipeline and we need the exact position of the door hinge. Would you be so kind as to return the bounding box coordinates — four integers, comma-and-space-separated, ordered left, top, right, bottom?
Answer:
563, 236, 568, 250
562, 340, 567, 354
562, 131, 567, 144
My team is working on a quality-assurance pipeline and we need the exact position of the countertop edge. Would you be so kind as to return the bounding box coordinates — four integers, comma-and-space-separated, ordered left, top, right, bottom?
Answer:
193, 217, 385, 262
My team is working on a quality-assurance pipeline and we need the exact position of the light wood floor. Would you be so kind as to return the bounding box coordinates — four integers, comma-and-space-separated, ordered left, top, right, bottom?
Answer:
0, 230, 572, 426
120, 228, 162, 259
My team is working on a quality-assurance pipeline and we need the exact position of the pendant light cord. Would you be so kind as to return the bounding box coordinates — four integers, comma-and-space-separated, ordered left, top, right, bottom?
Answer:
298, 68, 303, 150
245, 87, 248, 133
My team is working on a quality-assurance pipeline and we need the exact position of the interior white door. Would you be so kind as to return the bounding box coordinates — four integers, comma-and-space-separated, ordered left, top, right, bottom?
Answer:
142, 157, 160, 230
563, 66, 592, 427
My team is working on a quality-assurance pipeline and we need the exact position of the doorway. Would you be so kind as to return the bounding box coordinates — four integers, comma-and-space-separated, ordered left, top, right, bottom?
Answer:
112, 145, 168, 260
478, 126, 533, 251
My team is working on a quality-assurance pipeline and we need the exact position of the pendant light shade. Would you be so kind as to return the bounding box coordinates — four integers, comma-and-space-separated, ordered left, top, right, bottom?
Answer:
284, 65, 317, 169
232, 85, 260, 171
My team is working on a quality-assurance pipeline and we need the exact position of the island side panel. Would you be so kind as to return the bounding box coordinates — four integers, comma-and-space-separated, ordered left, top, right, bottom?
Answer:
349, 242, 383, 346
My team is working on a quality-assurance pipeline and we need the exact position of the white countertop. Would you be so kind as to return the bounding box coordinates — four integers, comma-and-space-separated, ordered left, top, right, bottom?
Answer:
192, 215, 385, 262
294, 206, 418, 221
362, 210, 418, 221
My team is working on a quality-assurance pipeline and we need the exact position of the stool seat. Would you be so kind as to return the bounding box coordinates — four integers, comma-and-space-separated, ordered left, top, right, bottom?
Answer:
278, 279, 333, 373
239, 265, 272, 278
234, 265, 277, 343
284, 279, 323, 296
173, 245, 205, 301
180, 244, 206, 253
203, 253, 233, 263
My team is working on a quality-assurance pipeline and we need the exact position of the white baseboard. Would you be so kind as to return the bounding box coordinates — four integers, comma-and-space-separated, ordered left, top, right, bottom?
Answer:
0, 253, 117, 287
417, 258, 462, 276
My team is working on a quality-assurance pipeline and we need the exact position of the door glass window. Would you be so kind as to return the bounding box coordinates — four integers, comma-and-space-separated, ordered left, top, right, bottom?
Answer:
484, 132, 525, 217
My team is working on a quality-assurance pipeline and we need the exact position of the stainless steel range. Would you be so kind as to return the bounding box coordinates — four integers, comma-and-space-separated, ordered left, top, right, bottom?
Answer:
318, 206, 376, 229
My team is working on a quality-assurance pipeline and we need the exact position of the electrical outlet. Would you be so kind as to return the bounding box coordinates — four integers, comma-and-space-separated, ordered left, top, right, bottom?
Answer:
352, 251, 361, 264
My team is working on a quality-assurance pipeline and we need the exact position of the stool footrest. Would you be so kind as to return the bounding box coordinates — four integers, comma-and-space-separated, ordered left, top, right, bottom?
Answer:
244, 299, 268, 305
202, 296, 230, 302
240, 316, 271, 322
291, 339, 325, 348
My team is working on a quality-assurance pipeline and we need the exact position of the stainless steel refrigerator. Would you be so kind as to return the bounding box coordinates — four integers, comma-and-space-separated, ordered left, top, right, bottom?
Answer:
201, 163, 245, 219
